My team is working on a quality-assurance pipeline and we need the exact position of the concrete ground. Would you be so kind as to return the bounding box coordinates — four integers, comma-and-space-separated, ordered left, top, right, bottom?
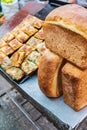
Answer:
0, 75, 58, 130
0, 74, 87, 130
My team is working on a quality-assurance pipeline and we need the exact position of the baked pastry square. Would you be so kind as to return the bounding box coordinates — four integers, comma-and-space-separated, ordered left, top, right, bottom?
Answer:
3, 32, 14, 43
6, 67, 25, 81
21, 59, 38, 74
0, 45, 14, 55
36, 41, 47, 54
1, 56, 12, 70
0, 39, 7, 48
8, 39, 23, 51
24, 15, 43, 29
11, 28, 29, 43
26, 50, 41, 66
34, 28, 45, 40
15, 30, 29, 43
11, 26, 20, 36
10, 51, 25, 67
18, 44, 32, 57
0, 51, 7, 65
21, 24, 38, 37
26, 37, 42, 50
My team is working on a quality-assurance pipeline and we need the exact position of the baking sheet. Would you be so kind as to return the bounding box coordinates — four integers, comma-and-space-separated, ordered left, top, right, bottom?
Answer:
1, 65, 87, 130
0, 68, 37, 84
20, 75, 87, 129
0, 2, 87, 130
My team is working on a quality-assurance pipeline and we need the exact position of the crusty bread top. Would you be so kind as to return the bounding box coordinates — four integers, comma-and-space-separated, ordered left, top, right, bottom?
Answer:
62, 63, 82, 78
38, 49, 63, 97
45, 4, 87, 39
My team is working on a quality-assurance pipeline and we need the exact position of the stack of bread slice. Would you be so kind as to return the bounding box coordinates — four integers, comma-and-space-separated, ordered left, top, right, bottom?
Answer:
38, 4, 87, 111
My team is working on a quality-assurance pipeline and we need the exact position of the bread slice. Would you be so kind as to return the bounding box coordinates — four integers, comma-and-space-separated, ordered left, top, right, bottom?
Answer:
43, 4, 87, 69
62, 63, 87, 111
38, 49, 64, 98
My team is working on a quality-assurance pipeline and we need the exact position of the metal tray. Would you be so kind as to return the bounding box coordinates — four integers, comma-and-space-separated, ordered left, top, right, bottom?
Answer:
0, 2, 87, 130
1, 66, 87, 130
0, 68, 37, 84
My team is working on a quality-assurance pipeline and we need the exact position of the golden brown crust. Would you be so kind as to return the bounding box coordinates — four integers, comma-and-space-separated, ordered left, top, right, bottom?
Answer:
6, 67, 25, 81
8, 39, 23, 51
21, 15, 43, 29
1, 57, 12, 70
26, 37, 42, 50
36, 41, 46, 54
62, 63, 87, 111
21, 24, 38, 37
26, 50, 41, 66
18, 45, 32, 57
34, 28, 45, 40
0, 39, 7, 48
21, 59, 38, 74
3, 32, 14, 43
0, 45, 14, 55
45, 4, 87, 39
11, 26, 19, 36
15, 31, 29, 43
38, 49, 63, 97
10, 51, 25, 67
0, 51, 7, 64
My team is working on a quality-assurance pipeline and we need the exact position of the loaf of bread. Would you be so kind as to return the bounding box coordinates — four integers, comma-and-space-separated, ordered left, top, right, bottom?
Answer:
38, 49, 64, 97
62, 62, 87, 111
43, 4, 87, 69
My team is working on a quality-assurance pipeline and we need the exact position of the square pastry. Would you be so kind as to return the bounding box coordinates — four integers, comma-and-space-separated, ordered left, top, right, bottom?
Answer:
18, 44, 32, 57
6, 67, 25, 81
8, 39, 23, 51
11, 26, 20, 36
10, 51, 25, 67
21, 59, 38, 74
11, 27, 29, 43
0, 51, 7, 65
34, 28, 45, 40
24, 15, 43, 29
3, 32, 14, 43
36, 41, 47, 54
26, 37, 42, 50
15, 31, 29, 43
1, 56, 12, 70
0, 39, 7, 48
26, 50, 41, 66
0, 45, 14, 55
21, 24, 38, 37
